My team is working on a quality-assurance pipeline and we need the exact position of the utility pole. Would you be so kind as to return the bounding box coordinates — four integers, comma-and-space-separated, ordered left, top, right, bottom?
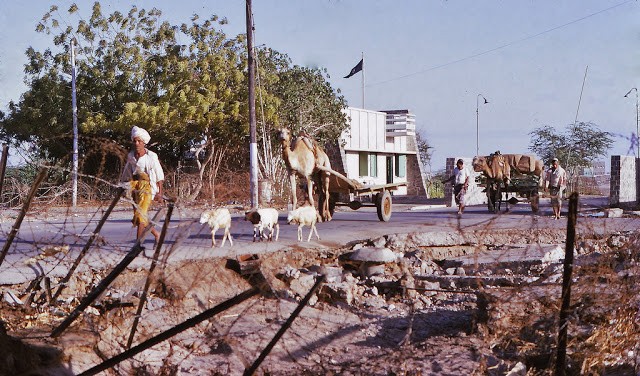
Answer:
71, 39, 78, 208
246, 0, 259, 209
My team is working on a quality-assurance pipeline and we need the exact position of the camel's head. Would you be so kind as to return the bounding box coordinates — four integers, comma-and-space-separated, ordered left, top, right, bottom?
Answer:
471, 156, 487, 173
277, 128, 291, 142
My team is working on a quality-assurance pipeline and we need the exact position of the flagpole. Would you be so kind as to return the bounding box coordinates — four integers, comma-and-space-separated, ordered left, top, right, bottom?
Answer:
361, 52, 365, 108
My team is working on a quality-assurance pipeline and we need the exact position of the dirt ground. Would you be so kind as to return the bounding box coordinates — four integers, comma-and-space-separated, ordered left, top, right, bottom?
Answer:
1, 220, 639, 375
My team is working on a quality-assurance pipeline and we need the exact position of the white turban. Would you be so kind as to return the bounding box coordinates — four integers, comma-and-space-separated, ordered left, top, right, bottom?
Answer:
131, 126, 151, 144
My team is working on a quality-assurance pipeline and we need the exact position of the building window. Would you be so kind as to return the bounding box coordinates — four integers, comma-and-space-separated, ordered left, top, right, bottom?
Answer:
359, 152, 368, 177
395, 155, 406, 178
369, 153, 378, 177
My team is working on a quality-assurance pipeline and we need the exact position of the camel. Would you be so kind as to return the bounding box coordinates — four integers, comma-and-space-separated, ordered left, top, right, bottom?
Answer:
473, 152, 544, 186
278, 128, 332, 221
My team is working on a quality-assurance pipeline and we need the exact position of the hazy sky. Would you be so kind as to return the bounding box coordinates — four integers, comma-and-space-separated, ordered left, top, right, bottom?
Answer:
1, 1, 639, 171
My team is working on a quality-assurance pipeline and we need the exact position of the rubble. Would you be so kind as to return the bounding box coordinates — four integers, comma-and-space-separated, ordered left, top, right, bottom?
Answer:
0, 226, 639, 375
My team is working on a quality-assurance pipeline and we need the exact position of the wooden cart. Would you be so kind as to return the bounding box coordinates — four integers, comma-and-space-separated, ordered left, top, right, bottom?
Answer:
477, 174, 540, 213
317, 166, 406, 222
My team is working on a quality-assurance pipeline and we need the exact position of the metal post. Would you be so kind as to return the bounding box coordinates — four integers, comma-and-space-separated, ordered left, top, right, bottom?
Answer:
476, 97, 479, 157
0, 145, 9, 202
71, 40, 78, 208
636, 88, 640, 158
361, 52, 365, 108
624, 87, 638, 158
247, 0, 259, 209
555, 192, 578, 376
476, 94, 488, 157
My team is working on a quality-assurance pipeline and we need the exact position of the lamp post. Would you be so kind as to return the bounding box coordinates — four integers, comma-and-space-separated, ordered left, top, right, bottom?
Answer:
476, 94, 489, 156
624, 87, 639, 158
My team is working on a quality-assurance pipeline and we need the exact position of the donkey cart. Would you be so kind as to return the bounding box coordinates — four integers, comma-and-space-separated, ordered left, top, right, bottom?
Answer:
479, 174, 540, 213
316, 166, 406, 222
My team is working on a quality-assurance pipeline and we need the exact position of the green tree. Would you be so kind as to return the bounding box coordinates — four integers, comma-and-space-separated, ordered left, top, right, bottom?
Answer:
1, 2, 349, 202
529, 122, 613, 187
252, 47, 348, 197
0, 3, 248, 199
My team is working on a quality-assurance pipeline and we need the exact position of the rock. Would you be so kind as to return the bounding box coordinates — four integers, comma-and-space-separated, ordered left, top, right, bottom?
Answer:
289, 273, 318, 297
350, 247, 397, 263
371, 237, 387, 248
541, 245, 565, 263
363, 264, 385, 276
506, 361, 526, 376
308, 265, 344, 283
605, 208, 623, 218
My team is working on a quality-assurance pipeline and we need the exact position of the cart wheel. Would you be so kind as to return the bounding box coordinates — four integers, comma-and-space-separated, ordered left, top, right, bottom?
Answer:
376, 190, 392, 222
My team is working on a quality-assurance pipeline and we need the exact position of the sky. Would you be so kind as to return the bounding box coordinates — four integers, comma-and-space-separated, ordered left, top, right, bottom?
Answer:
1, 1, 639, 172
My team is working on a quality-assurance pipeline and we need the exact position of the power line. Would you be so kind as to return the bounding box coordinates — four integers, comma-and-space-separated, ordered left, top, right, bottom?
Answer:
368, 0, 634, 87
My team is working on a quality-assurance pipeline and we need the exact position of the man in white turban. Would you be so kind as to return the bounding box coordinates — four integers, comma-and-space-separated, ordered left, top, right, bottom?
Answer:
120, 126, 165, 244
131, 125, 151, 145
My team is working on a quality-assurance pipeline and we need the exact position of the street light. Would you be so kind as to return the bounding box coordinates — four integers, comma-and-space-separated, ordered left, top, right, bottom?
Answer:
624, 87, 639, 158
476, 94, 489, 156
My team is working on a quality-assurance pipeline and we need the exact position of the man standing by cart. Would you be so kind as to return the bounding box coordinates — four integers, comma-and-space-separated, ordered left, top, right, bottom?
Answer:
544, 157, 567, 220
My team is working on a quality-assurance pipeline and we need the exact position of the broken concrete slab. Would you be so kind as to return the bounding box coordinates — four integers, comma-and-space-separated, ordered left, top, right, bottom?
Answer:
605, 208, 624, 218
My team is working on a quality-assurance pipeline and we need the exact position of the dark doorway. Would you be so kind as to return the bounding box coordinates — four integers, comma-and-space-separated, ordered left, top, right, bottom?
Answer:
386, 156, 393, 184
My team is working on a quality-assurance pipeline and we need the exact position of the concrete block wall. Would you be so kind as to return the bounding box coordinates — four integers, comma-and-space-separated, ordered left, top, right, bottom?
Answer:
610, 155, 639, 208
406, 154, 428, 196
444, 157, 487, 207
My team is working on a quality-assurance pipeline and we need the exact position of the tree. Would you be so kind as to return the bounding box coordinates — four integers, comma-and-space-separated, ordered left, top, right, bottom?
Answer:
414, 131, 434, 197
528, 122, 613, 187
0, 2, 350, 202
251, 47, 349, 197
415, 132, 433, 172
0, 3, 248, 199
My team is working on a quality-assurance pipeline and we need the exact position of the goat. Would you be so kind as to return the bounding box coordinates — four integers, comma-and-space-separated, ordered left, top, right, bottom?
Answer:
287, 205, 321, 242
199, 208, 233, 247
244, 208, 280, 242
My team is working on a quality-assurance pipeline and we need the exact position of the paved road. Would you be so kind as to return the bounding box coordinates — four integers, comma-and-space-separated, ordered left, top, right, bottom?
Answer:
0, 195, 634, 285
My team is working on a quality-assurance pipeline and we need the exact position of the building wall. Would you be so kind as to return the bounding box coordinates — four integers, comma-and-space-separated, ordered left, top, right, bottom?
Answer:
332, 107, 425, 196
610, 155, 638, 208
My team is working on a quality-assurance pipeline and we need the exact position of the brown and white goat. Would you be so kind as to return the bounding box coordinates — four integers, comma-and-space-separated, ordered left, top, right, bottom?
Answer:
244, 208, 280, 241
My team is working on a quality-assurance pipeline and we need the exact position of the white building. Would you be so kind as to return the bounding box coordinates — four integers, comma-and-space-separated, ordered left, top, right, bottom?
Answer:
326, 107, 427, 196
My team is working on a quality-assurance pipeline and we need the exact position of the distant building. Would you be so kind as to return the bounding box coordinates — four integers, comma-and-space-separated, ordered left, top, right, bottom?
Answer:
581, 160, 606, 176
325, 107, 427, 196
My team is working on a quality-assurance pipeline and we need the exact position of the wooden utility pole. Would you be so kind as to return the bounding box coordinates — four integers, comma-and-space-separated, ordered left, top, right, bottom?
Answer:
71, 39, 79, 208
246, 0, 259, 209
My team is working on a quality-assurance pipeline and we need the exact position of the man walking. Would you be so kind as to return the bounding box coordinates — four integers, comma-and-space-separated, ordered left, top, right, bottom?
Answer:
544, 157, 567, 220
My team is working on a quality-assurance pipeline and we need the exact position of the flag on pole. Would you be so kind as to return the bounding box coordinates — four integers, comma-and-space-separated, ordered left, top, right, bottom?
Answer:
344, 59, 363, 78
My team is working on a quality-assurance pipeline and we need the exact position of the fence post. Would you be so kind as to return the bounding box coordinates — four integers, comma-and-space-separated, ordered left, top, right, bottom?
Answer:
555, 192, 578, 375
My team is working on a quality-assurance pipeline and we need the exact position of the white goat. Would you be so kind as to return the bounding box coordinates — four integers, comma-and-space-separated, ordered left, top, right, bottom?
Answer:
287, 205, 321, 242
199, 208, 233, 247
244, 208, 280, 241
